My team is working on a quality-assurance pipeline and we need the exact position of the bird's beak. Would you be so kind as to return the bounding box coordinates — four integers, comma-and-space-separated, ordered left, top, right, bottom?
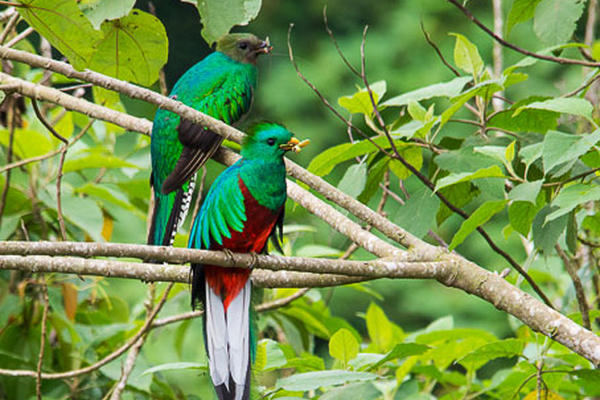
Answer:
280, 137, 310, 153
255, 37, 273, 55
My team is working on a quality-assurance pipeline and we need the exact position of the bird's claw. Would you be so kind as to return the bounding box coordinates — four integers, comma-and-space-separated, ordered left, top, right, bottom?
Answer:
248, 252, 259, 269
222, 249, 236, 266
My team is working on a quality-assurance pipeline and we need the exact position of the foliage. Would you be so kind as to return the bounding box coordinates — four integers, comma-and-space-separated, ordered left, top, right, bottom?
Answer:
1, 0, 600, 399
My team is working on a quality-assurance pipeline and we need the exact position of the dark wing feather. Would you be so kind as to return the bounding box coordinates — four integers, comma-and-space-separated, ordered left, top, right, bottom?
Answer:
161, 122, 223, 194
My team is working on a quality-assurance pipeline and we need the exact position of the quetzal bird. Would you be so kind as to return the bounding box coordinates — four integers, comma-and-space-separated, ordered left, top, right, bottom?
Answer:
188, 123, 307, 400
148, 33, 271, 247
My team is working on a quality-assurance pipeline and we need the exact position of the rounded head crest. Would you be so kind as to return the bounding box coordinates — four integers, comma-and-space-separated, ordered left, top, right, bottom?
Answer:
215, 33, 272, 64
242, 122, 294, 160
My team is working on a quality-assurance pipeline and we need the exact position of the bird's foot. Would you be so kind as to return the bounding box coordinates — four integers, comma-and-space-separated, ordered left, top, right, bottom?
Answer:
222, 249, 236, 266
248, 251, 259, 269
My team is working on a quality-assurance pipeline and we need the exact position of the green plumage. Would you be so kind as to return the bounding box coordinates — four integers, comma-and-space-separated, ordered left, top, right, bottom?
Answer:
149, 51, 257, 246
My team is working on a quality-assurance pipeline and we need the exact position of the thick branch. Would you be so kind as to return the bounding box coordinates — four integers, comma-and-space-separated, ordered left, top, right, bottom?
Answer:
0, 243, 599, 365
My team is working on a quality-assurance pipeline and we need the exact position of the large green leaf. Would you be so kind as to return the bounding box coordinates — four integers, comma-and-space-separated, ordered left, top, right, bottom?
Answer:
509, 180, 543, 203
338, 81, 387, 115
329, 328, 359, 366
337, 163, 367, 198
395, 184, 440, 238
488, 97, 559, 134
515, 97, 593, 120
382, 76, 471, 107
79, 0, 136, 29
533, 0, 585, 46
184, 0, 262, 44
506, 0, 543, 34
435, 166, 505, 192
320, 382, 381, 400
89, 9, 168, 86
546, 184, 600, 222
509, 201, 538, 236
436, 182, 480, 225
448, 200, 507, 250
365, 303, 401, 352
18, 0, 101, 69
276, 370, 376, 391
141, 362, 207, 376
532, 205, 568, 253
542, 130, 600, 173
63, 154, 140, 172
458, 339, 525, 372
367, 343, 430, 371
450, 33, 483, 76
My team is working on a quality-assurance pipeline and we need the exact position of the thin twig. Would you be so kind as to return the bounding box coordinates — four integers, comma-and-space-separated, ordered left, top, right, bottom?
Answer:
420, 22, 460, 77
0, 10, 18, 44
0, 99, 15, 226
562, 71, 600, 98
555, 244, 591, 330
5, 26, 33, 48
446, 0, 600, 67
32, 99, 68, 239
323, 6, 360, 77
35, 275, 49, 400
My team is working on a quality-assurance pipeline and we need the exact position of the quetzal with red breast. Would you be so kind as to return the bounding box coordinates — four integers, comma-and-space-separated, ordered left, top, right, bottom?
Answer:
148, 33, 271, 247
188, 123, 307, 400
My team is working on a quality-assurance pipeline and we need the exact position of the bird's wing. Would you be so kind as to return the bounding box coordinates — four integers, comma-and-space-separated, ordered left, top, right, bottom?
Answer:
189, 162, 247, 251
161, 73, 254, 194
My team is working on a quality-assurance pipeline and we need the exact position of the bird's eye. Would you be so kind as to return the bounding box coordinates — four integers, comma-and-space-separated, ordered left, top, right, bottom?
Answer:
238, 42, 248, 50
267, 138, 276, 146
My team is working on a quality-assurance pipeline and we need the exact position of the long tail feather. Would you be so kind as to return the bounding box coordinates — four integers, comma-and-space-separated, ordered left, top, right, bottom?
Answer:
204, 279, 252, 400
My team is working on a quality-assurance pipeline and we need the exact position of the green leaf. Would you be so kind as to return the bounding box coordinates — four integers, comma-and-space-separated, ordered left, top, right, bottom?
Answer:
450, 33, 483, 76
141, 362, 207, 376
515, 97, 593, 119
382, 76, 471, 107
63, 154, 140, 172
185, 0, 262, 44
506, 0, 543, 34
520, 142, 543, 168
367, 343, 430, 371
307, 137, 410, 177
506, 141, 516, 163
337, 163, 367, 198
436, 182, 480, 225
509, 180, 543, 203
366, 303, 399, 352
74, 183, 146, 218
79, 0, 136, 29
458, 339, 525, 372
329, 328, 359, 366
88, 9, 168, 86
532, 205, 568, 253
0, 129, 53, 160
542, 130, 600, 173
276, 370, 376, 391
533, 0, 585, 46
440, 79, 504, 125
388, 146, 423, 180
18, 0, 101, 69
395, 184, 440, 238
320, 382, 380, 400
488, 96, 559, 134
338, 81, 387, 115
448, 200, 507, 250
509, 201, 538, 236
358, 157, 389, 204
546, 184, 600, 222
435, 166, 505, 192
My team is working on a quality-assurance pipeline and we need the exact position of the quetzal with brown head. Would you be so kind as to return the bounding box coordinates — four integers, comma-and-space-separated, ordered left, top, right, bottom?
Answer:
148, 33, 271, 246
188, 123, 307, 400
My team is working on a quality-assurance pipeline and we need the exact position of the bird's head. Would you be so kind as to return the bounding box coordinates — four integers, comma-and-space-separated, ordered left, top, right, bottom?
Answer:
242, 122, 309, 160
215, 33, 272, 64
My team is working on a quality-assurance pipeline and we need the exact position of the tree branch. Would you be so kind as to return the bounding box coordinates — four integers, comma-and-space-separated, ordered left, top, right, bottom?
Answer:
0, 241, 598, 366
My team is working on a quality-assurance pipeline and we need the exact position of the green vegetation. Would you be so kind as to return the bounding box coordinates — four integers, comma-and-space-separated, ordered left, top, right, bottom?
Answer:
1, 0, 600, 399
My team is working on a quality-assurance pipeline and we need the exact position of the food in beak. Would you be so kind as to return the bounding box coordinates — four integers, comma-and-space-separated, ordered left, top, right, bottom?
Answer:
280, 137, 310, 153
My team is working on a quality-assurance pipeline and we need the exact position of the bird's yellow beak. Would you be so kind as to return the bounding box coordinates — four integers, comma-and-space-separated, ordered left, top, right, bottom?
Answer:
280, 137, 310, 153
255, 37, 273, 55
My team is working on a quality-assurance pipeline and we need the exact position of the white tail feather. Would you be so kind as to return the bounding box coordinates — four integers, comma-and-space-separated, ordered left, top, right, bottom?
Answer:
227, 280, 251, 400
205, 283, 229, 388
